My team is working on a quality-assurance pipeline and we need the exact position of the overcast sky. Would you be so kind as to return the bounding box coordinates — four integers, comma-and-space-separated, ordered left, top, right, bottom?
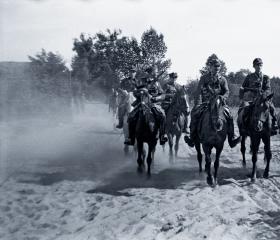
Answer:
1, 0, 280, 83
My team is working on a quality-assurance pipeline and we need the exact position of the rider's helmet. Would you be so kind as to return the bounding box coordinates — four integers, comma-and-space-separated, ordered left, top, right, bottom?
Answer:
169, 72, 178, 80
209, 58, 221, 67
253, 58, 263, 66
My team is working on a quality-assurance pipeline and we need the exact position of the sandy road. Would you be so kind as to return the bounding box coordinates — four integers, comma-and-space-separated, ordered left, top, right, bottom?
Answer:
1, 103, 280, 190
1, 103, 280, 240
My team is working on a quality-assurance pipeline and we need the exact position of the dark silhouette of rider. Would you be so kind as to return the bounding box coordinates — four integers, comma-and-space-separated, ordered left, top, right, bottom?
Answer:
184, 59, 241, 148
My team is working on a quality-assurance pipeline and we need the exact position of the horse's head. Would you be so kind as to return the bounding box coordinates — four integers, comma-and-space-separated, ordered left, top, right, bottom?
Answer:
251, 93, 273, 132
209, 95, 225, 132
172, 87, 189, 112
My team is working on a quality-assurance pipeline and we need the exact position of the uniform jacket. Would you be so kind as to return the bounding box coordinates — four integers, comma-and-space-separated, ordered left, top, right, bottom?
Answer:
239, 73, 271, 101
194, 73, 229, 105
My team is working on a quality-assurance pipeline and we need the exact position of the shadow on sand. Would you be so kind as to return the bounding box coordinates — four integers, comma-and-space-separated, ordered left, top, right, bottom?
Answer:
86, 167, 204, 196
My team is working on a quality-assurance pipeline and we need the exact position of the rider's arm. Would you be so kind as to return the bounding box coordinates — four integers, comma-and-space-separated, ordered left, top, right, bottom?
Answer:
194, 77, 204, 106
220, 77, 229, 100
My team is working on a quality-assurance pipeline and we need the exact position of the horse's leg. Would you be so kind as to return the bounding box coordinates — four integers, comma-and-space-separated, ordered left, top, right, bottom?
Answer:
214, 146, 223, 186
251, 136, 260, 182
263, 135, 272, 179
168, 133, 173, 157
203, 144, 213, 186
137, 140, 144, 173
147, 142, 155, 177
175, 133, 181, 158
195, 141, 203, 173
241, 135, 247, 167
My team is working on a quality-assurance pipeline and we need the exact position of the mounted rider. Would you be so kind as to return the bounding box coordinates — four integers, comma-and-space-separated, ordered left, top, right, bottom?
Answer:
124, 70, 168, 146
162, 72, 190, 133
184, 58, 241, 148
115, 74, 136, 129
239, 58, 278, 135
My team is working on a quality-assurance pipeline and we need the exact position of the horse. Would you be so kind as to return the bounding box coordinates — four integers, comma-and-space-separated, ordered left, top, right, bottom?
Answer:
237, 93, 274, 182
193, 95, 228, 186
133, 91, 159, 176
165, 88, 189, 158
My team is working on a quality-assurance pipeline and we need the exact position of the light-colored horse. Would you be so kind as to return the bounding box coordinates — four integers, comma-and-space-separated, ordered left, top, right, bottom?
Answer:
118, 91, 136, 155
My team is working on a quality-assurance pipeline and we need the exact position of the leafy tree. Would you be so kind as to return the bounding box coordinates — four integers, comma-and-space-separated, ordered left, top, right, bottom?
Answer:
29, 49, 69, 95
140, 27, 171, 83
28, 49, 71, 118
270, 77, 280, 107
29, 49, 68, 80
71, 28, 171, 97
185, 79, 199, 104
227, 69, 251, 85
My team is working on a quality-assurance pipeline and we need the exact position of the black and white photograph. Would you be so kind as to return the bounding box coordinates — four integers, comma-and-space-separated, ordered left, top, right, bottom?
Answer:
1, 0, 280, 239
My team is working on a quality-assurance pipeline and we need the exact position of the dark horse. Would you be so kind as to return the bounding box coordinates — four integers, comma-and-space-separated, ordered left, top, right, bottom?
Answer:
237, 93, 274, 182
194, 95, 228, 186
165, 88, 189, 158
134, 92, 159, 176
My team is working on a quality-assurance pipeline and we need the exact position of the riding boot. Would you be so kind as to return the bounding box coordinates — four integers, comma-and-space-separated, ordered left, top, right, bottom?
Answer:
184, 120, 196, 147
227, 117, 241, 148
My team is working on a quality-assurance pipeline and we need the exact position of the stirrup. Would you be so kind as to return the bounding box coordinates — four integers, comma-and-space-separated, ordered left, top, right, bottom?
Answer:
116, 124, 123, 129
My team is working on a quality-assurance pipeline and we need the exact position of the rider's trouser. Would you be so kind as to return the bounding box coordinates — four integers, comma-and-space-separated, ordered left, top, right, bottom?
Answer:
188, 104, 204, 142
224, 106, 239, 146
151, 104, 166, 139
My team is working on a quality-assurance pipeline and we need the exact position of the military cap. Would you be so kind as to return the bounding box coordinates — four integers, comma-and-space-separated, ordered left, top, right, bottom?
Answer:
169, 72, 178, 79
210, 58, 221, 67
253, 58, 263, 66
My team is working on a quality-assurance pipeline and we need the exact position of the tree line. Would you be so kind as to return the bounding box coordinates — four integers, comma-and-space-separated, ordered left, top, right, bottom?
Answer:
28, 29, 280, 108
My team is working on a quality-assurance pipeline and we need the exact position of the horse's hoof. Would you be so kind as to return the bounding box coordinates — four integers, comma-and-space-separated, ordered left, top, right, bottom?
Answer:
251, 177, 256, 183
263, 171, 269, 179
214, 178, 218, 187
242, 161, 246, 168
207, 176, 214, 186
